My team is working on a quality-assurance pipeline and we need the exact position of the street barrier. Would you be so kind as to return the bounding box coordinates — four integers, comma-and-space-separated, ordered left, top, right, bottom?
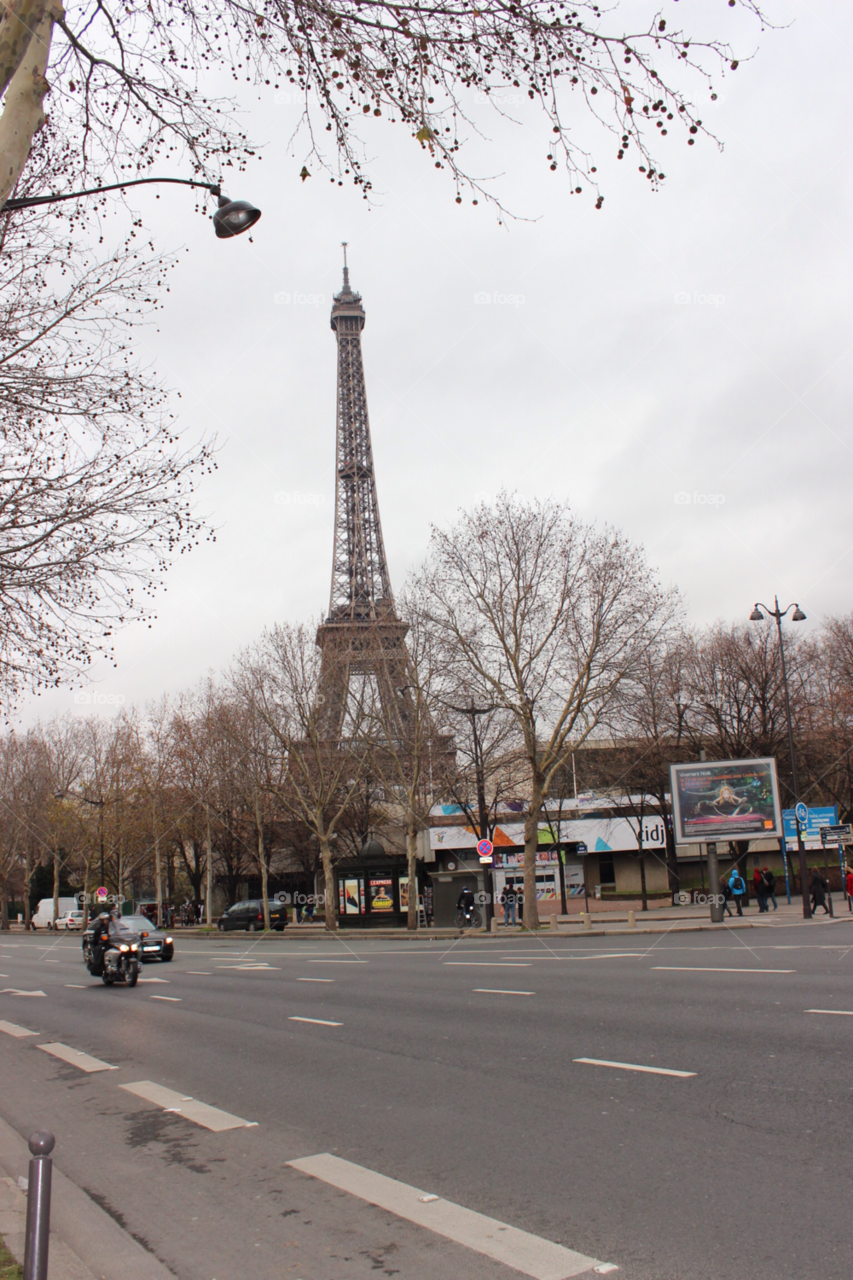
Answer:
23, 1129, 54, 1280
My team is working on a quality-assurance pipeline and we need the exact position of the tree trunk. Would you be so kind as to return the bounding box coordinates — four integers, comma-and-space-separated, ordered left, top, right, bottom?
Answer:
0, 4, 56, 206
153, 799, 163, 927
52, 847, 60, 928
406, 826, 418, 931
204, 810, 213, 928
320, 838, 337, 931
255, 793, 270, 930
0, 886, 9, 931
24, 846, 31, 928
522, 785, 542, 929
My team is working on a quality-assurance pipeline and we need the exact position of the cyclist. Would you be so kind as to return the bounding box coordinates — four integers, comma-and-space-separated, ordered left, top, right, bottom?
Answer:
457, 885, 476, 922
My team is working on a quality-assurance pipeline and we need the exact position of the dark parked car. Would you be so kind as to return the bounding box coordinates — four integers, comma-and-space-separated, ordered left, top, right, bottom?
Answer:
217, 900, 288, 932
83, 914, 174, 963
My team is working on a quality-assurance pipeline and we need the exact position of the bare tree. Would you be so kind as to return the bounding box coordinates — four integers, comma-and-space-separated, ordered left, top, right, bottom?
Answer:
234, 621, 373, 932
0, 1, 768, 211
0, 171, 215, 710
414, 495, 678, 926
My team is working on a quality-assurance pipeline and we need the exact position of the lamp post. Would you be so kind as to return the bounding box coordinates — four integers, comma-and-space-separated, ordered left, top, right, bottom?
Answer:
1, 176, 260, 237
750, 596, 809, 918
448, 702, 497, 930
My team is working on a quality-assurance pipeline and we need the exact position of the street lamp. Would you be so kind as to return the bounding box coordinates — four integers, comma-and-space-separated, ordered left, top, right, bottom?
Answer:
1, 177, 261, 237
750, 596, 809, 917
447, 702, 498, 930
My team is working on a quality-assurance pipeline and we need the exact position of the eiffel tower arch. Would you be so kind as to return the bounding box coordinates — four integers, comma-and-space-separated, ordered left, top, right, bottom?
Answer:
316, 249, 415, 741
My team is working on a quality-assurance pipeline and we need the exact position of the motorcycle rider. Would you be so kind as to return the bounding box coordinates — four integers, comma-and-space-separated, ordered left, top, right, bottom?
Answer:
457, 884, 476, 920
89, 910, 117, 975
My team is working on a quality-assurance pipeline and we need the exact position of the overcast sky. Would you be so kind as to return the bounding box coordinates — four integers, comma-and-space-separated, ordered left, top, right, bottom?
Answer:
18, 0, 851, 727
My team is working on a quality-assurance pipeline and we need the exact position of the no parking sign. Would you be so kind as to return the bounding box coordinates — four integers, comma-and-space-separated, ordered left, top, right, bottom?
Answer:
477, 838, 494, 864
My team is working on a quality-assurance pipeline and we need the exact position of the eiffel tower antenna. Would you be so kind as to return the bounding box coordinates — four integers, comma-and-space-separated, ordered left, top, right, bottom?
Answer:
316, 253, 413, 740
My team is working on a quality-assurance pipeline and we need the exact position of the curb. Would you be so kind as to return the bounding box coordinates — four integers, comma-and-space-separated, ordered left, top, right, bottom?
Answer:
0, 1115, 177, 1280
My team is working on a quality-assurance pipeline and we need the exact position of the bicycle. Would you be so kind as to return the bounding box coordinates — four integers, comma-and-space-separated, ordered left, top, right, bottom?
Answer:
455, 906, 482, 930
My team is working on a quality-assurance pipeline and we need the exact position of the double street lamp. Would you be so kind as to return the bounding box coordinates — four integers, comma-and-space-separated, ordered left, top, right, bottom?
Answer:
1, 176, 261, 237
749, 596, 809, 918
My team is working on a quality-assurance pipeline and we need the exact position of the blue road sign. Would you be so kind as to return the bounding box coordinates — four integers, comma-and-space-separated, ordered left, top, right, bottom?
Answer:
783, 806, 837, 845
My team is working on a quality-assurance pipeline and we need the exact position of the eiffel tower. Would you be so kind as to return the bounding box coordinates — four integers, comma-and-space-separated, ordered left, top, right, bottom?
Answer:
316, 247, 414, 740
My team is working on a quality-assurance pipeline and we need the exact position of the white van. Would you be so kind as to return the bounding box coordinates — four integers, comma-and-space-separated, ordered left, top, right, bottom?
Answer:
31, 897, 79, 930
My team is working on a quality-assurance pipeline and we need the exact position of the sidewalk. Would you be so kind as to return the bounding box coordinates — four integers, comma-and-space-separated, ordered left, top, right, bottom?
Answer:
0, 1118, 177, 1280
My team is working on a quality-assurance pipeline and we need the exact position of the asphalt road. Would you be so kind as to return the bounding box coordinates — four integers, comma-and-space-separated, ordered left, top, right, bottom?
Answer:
0, 919, 851, 1280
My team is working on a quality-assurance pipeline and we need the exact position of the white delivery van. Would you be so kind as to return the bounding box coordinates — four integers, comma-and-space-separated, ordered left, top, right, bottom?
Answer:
31, 897, 79, 930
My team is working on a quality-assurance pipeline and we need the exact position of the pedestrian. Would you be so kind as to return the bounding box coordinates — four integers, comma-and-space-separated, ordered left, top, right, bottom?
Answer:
762, 867, 778, 911
304, 898, 315, 923
846, 865, 853, 913
809, 867, 830, 915
502, 883, 517, 927
720, 876, 734, 918
727, 867, 747, 917
753, 867, 768, 913
294, 897, 303, 925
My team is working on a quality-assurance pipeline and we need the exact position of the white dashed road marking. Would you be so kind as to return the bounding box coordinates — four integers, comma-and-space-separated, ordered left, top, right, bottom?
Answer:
574, 1058, 696, 1078
651, 967, 795, 974
120, 1081, 256, 1131
473, 989, 535, 996
298, 978, 334, 983
289, 1016, 342, 1027
0, 1020, 38, 1038
38, 1043, 117, 1073
287, 1153, 610, 1279
151, 995, 181, 1002
444, 962, 530, 968
185, 971, 212, 975
1, 989, 47, 997
805, 1009, 853, 1016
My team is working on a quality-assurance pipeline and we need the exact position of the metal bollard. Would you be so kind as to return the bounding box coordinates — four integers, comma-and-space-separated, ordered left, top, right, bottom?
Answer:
23, 1130, 54, 1280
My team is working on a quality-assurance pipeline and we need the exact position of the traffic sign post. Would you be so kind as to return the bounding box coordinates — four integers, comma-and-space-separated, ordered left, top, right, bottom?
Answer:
477, 838, 494, 864
820, 825, 852, 916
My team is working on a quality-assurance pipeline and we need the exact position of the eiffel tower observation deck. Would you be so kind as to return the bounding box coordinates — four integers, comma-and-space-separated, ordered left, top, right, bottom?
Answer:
316, 247, 413, 741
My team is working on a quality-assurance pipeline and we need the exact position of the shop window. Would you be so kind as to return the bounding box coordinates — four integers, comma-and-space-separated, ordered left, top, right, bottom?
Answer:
598, 853, 615, 885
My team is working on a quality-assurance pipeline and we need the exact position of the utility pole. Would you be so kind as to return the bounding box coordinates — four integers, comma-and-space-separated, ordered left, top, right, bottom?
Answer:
449, 703, 497, 929
750, 597, 809, 918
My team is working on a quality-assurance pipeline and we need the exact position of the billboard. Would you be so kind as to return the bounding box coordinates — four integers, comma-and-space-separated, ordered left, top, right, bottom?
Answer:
669, 758, 782, 844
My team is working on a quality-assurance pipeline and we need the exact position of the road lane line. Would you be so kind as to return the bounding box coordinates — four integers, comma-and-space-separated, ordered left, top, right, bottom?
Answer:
150, 995, 181, 1002
0, 1020, 38, 1038
38, 1043, 117, 1073
473, 989, 535, 996
444, 962, 531, 968
1, 989, 47, 997
574, 1058, 696, 1078
185, 971, 212, 975
120, 1081, 256, 1131
298, 978, 334, 983
64, 984, 86, 989
289, 1016, 342, 1027
137, 977, 170, 983
805, 1009, 853, 1016
287, 1153, 608, 1279
651, 967, 795, 974
308, 960, 366, 965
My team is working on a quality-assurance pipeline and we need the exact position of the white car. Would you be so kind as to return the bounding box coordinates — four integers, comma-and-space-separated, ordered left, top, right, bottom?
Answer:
54, 910, 85, 931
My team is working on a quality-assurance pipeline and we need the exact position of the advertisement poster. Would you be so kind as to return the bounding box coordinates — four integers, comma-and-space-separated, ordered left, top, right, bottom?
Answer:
670, 758, 782, 843
369, 877, 395, 912
399, 876, 410, 910
343, 878, 361, 915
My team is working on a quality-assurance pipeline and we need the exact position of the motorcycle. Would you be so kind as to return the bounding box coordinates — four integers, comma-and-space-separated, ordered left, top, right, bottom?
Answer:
84, 928, 141, 987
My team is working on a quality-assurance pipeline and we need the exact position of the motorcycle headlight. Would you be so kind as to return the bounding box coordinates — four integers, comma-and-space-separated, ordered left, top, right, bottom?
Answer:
130, 943, 138, 951
119, 943, 129, 952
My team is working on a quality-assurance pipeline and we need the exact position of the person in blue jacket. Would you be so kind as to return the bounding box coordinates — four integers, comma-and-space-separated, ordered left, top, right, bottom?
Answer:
728, 867, 747, 917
